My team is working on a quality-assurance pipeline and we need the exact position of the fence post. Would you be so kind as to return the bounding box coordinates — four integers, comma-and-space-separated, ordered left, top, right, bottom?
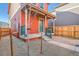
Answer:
0, 27, 1, 40
9, 29, 13, 56
27, 34, 30, 56
40, 32, 43, 54
74, 26, 75, 38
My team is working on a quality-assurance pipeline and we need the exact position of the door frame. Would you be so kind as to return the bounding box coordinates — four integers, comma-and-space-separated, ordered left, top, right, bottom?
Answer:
38, 18, 45, 33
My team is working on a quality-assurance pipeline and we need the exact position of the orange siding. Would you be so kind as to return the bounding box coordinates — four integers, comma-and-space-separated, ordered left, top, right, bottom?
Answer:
45, 18, 48, 28
36, 3, 40, 8
29, 16, 39, 34
36, 3, 48, 11
44, 3, 48, 11
19, 4, 48, 34
21, 11, 25, 26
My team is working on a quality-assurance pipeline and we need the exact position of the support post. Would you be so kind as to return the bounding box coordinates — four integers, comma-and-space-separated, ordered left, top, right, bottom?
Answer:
9, 29, 13, 56
27, 5, 31, 56
40, 15, 47, 54
40, 32, 43, 54
0, 27, 1, 40
52, 18, 56, 36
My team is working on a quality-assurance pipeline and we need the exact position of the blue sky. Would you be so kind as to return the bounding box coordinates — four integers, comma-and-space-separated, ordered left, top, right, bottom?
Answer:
0, 3, 8, 23
0, 3, 60, 23
48, 3, 60, 12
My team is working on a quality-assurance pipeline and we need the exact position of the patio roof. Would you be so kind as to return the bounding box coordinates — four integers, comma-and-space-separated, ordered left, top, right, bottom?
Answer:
24, 4, 55, 19
50, 3, 68, 12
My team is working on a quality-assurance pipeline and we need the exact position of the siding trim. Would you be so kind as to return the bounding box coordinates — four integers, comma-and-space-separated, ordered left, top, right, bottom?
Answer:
9, 6, 20, 21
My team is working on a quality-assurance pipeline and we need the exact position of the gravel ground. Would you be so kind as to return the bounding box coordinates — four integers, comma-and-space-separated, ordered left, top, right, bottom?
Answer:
0, 36, 79, 56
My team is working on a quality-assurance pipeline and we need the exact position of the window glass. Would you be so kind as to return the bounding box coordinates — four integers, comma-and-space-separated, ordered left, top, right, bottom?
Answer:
40, 3, 44, 9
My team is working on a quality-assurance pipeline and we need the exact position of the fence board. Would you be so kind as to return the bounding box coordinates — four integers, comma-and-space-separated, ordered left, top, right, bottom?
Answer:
0, 28, 10, 36
54, 25, 79, 39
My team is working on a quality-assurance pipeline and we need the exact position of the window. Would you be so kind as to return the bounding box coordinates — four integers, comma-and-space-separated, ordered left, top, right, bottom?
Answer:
40, 3, 44, 9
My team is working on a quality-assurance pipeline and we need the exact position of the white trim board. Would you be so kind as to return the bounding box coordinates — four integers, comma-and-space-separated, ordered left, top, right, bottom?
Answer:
20, 33, 41, 39
9, 4, 27, 21
9, 6, 21, 21
38, 18, 45, 32
56, 5, 79, 12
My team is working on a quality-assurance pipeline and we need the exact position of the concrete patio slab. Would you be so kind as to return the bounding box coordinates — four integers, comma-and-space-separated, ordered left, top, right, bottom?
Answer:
0, 36, 79, 56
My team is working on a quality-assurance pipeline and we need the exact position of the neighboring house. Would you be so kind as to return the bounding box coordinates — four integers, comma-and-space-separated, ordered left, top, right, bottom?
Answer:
52, 3, 79, 26
0, 21, 9, 28
51, 3, 79, 38
8, 3, 55, 39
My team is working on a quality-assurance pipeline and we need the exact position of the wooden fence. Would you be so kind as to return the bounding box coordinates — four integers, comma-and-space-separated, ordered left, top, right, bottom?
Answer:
0, 28, 10, 36
54, 25, 79, 39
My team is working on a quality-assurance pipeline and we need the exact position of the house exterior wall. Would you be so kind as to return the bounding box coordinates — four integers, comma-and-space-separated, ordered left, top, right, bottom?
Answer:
9, 3, 49, 37
44, 3, 48, 11
53, 3, 79, 38
23, 3, 48, 34
55, 11, 79, 26
11, 11, 20, 32
9, 3, 20, 19
35, 3, 40, 8
21, 10, 25, 26
55, 3, 79, 26
33, 3, 48, 11
29, 15, 39, 34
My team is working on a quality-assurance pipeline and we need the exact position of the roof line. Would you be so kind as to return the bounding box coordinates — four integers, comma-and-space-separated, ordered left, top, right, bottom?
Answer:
50, 3, 68, 13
